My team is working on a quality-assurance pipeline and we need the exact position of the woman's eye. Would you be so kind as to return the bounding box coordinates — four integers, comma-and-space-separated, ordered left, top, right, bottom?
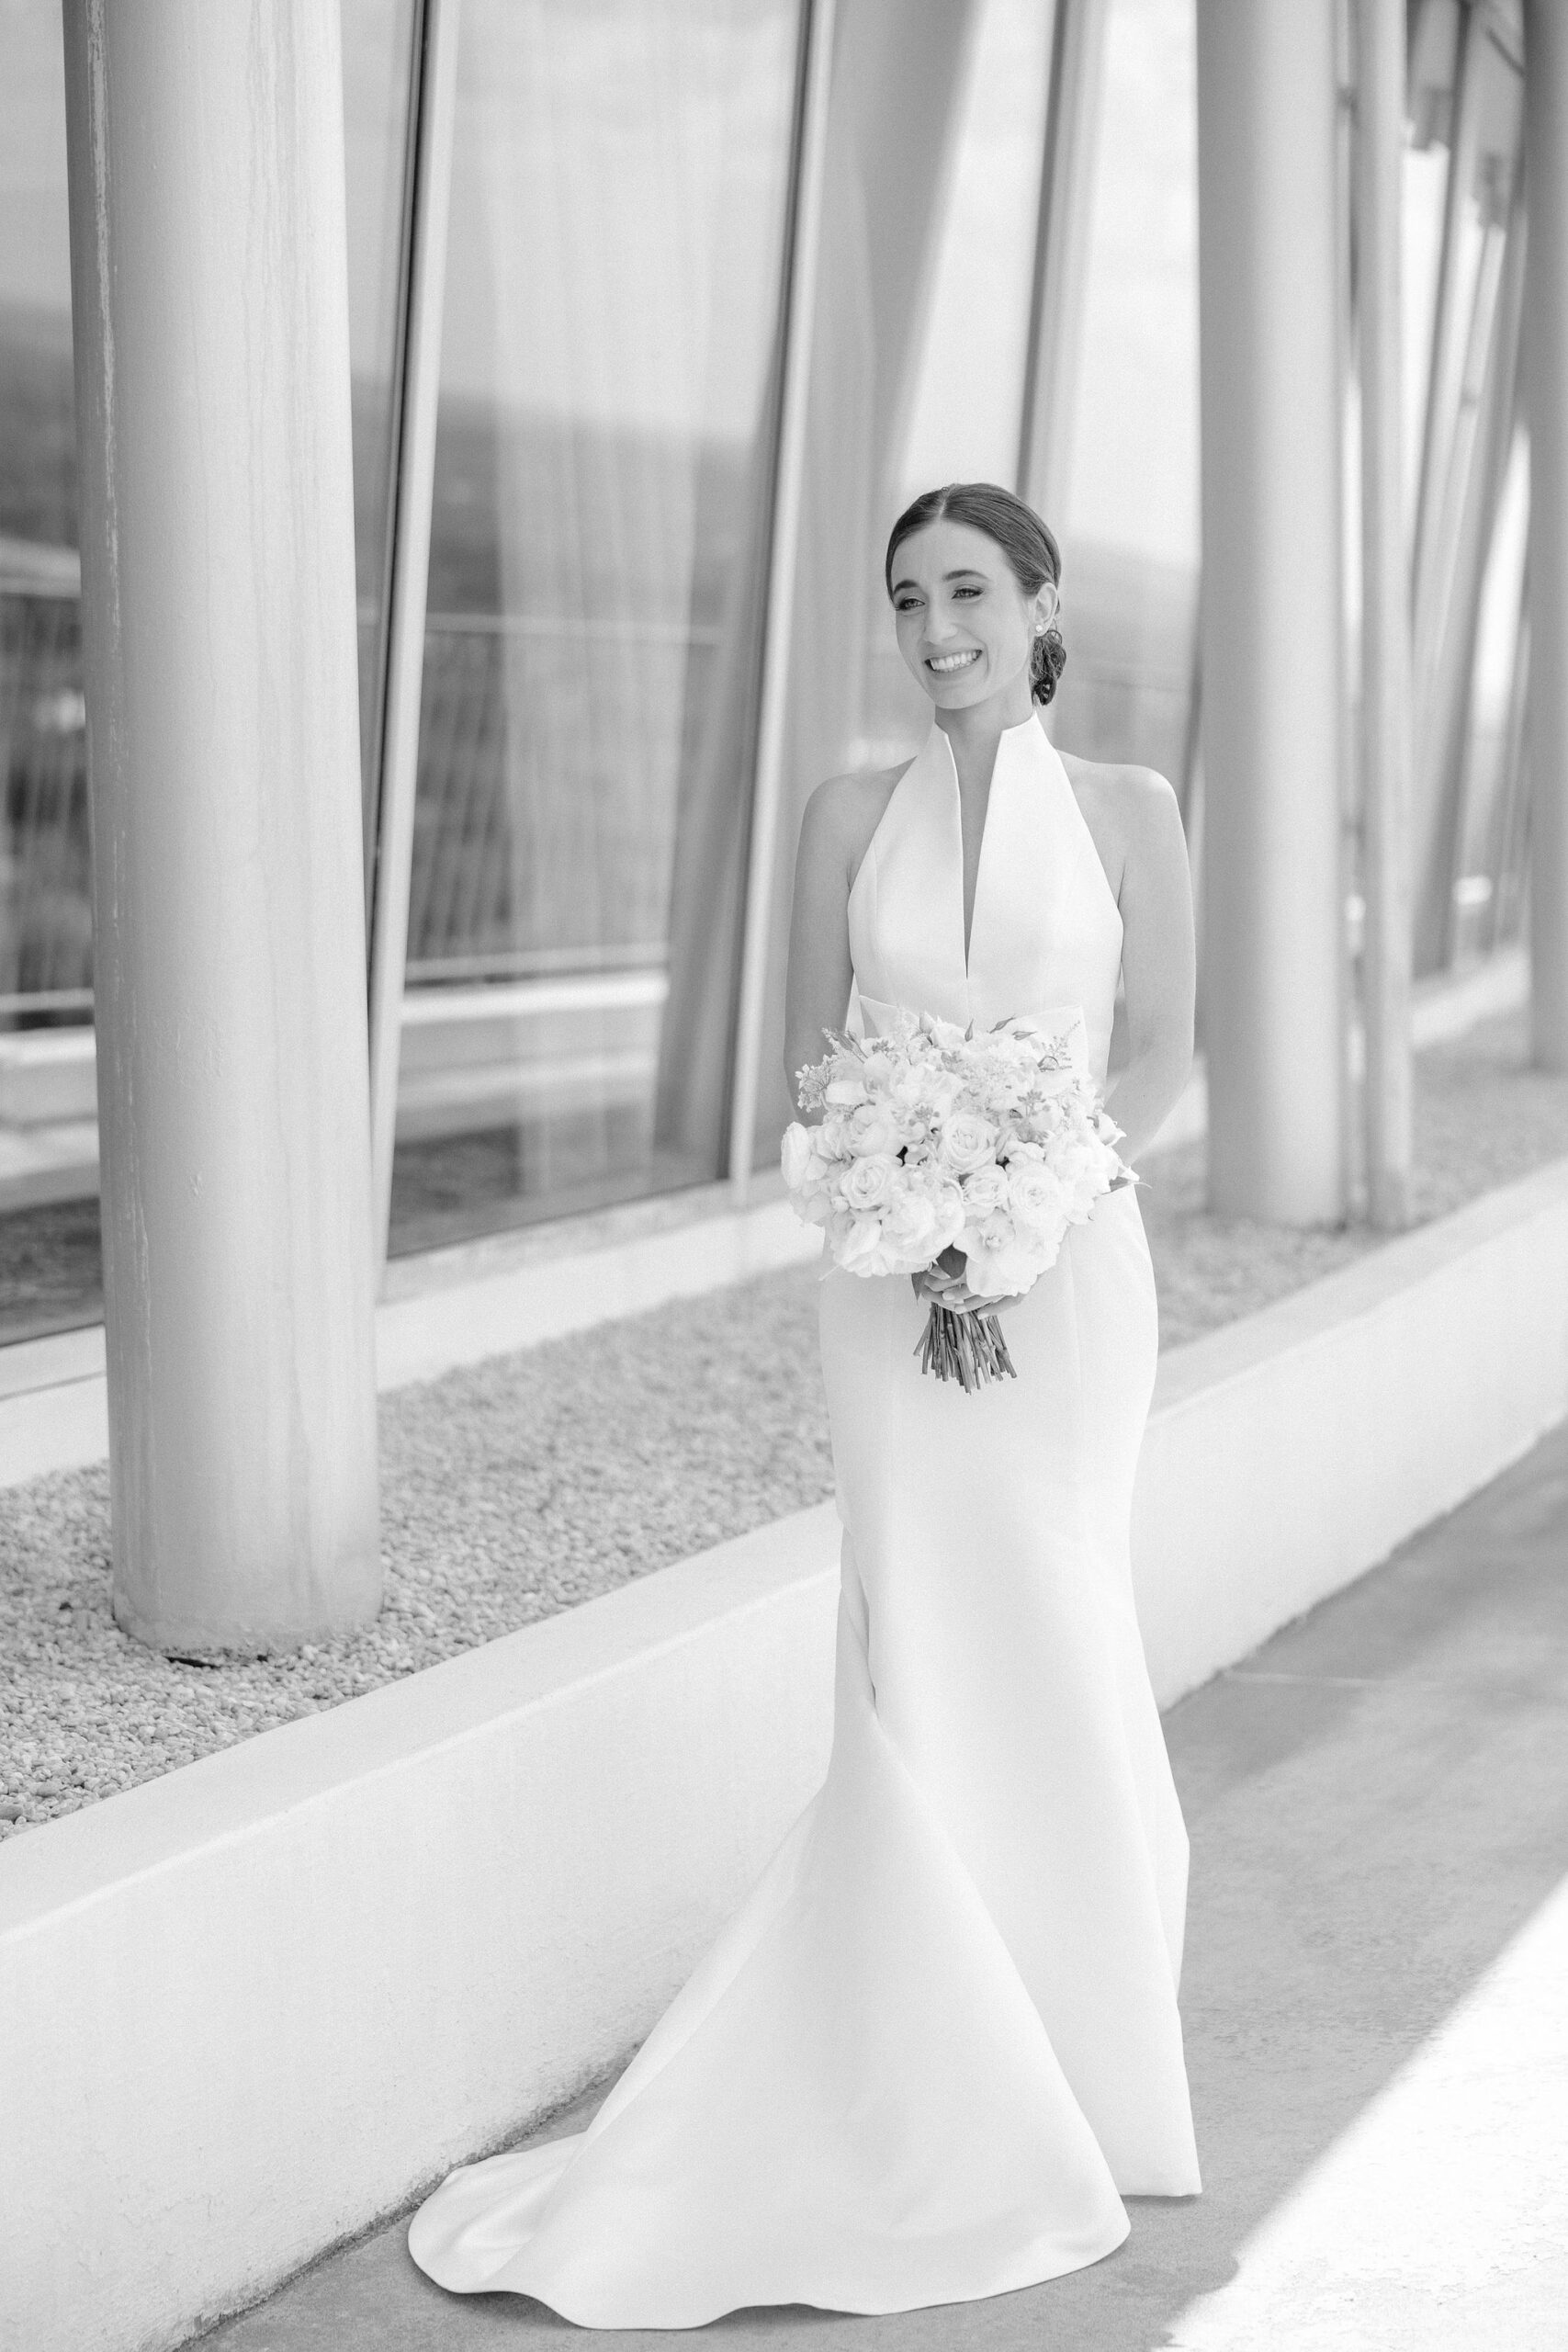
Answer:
895, 595, 922, 612
953, 585, 982, 600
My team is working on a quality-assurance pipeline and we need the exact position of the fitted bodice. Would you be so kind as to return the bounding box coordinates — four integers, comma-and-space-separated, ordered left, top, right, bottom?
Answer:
846, 712, 1123, 1085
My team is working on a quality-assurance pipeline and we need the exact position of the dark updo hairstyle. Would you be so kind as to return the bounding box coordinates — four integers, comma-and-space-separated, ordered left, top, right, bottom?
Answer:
884, 481, 1067, 706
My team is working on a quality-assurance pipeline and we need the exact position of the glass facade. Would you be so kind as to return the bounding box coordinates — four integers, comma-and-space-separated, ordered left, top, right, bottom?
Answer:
388, 0, 801, 1252
0, 0, 415, 1341
1406, 0, 1526, 971
344, 0, 421, 814
0, 0, 93, 1340
0, 0, 1545, 1343
748, 0, 1055, 1167
859, 0, 1057, 773
1050, 0, 1201, 805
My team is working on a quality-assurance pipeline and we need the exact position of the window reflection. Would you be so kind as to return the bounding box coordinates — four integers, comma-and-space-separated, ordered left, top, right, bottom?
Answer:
344, 0, 420, 815
0, 1, 96, 1340
748, 0, 1052, 1170
1408, 0, 1525, 971
0, 0, 415, 1342
389, 0, 801, 1250
1051, 0, 1200, 801
857, 0, 1056, 775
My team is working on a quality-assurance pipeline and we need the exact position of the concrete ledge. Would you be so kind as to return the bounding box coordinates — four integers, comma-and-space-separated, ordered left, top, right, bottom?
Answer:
1134, 1156, 1568, 1704
3, 1158, 1566, 2352
0, 1510, 842, 2352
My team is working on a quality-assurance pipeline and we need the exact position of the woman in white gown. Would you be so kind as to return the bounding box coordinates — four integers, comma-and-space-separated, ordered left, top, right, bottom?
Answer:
408, 481, 1201, 2325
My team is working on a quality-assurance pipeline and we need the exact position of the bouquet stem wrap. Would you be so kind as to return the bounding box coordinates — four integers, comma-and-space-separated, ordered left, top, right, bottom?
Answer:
782, 1006, 1133, 1392
916, 1301, 1017, 1391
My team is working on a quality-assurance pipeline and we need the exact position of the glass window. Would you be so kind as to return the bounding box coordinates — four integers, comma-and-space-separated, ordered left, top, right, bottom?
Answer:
344, 0, 421, 816
748, 0, 1055, 1168
1050, 0, 1200, 799
1407, 1, 1524, 970
0, 1, 96, 1342
857, 0, 1057, 774
0, 2, 416, 1344
389, 0, 803, 1251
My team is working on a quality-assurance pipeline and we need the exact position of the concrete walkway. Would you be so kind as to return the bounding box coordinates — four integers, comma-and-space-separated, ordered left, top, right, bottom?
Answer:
197, 1421, 1568, 2351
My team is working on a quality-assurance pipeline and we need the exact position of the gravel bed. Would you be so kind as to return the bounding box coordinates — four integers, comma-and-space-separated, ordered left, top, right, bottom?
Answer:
4, 1006, 1565, 1838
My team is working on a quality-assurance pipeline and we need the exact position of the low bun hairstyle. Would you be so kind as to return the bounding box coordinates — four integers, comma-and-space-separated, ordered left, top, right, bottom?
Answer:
885, 481, 1066, 706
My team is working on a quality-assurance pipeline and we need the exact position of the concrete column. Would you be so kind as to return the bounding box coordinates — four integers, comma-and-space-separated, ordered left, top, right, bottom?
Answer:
1525, 3, 1568, 1069
1196, 0, 1347, 1220
62, 0, 381, 1651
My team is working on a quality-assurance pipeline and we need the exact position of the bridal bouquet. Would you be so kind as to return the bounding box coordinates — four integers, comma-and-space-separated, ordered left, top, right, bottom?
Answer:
782, 1007, 1133, 1393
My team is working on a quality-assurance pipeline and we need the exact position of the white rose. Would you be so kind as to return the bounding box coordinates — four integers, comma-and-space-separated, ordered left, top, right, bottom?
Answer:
936, 1111, 998, 1177
960, 1163, 1010, 1217
839, 1152, 897, 1213
1008, 1159, 1071, 1230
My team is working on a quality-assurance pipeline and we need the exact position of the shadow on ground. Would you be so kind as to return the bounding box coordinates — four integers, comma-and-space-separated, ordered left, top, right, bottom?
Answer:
200, 1421, 1568, 2351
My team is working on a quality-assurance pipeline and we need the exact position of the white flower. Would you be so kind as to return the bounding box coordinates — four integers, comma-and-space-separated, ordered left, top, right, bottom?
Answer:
839, 1152, 897, 1213
879, 1187, 941, 1261
846, 1098, 905, 1157
780, 1122, 829, 1191
964, 1233, 1052, 1298
883, 1174, 965, 1265
959, 1162, 1010, 1217
838, 1215, 892, 1275
1008, 1159, 1071, 1231
936, 1111, 998, 1177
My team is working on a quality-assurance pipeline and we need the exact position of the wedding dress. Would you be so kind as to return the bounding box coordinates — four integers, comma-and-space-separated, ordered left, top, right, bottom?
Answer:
408, 710, 1200, 2325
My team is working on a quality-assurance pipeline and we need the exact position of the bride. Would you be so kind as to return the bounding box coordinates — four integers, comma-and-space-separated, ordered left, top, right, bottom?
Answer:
408, 480, 1201, 2325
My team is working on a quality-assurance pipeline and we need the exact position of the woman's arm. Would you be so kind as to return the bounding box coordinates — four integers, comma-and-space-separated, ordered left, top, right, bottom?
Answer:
782, 776, 863, 1118
1103, 768, 1196, 1164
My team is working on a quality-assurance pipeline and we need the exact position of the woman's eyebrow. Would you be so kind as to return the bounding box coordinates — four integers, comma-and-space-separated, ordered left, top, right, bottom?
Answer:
891, 567, 988, 594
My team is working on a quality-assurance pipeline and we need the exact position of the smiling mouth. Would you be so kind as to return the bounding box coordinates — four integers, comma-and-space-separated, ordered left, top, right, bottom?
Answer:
927, 649, 980, 674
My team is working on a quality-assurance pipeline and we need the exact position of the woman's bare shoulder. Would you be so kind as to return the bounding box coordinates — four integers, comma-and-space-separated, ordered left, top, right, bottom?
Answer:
1058, 750, 1179, 826
802, 760, 915, 886
1056, 752, 1182, 899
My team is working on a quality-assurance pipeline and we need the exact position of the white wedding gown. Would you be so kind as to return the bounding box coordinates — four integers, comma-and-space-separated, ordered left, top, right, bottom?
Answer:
408, 711, 1201, 2325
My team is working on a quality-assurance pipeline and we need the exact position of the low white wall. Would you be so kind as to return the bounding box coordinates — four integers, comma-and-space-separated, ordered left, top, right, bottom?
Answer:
0, 1513, 842, 2352
1134, 1158, 1568, 1704
4, 1157, 1566, 2352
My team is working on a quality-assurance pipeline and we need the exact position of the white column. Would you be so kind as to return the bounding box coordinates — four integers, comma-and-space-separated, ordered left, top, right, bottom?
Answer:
1525, 2, 1568, 1070
1196, 0, 1347, 1220
62, 0, 381, 1651
1355, 0, 1414, 1227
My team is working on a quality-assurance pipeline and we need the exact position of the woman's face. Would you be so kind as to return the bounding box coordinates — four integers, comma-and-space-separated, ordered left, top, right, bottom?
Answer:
888, 518, 1055, 715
